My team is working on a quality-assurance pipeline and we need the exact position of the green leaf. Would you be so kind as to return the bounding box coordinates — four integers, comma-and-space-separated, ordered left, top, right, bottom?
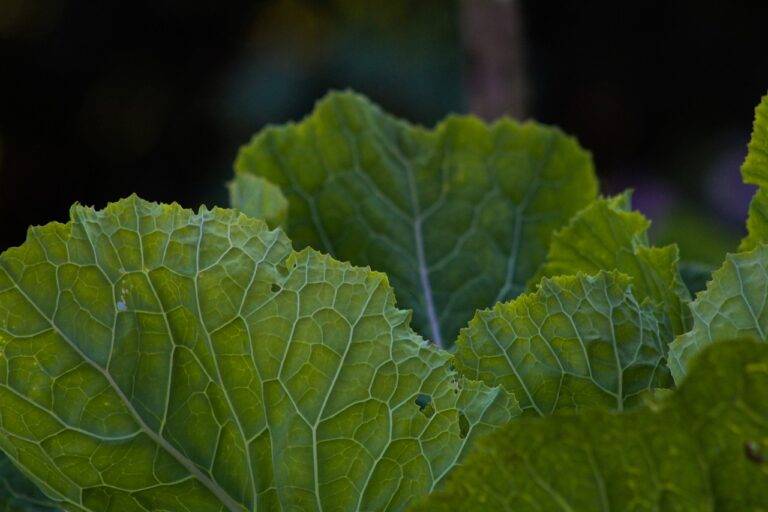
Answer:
669, 94, 768, 382
454, 271, 672, 416
741, 93, 768, 251
227, 173, 288, 229
0, 196, 518, 512
235, 91, 597, 347
669, 244, 768, 382
411, 339, 768, 511
533, 192, 691, 336
0, 452, 59, 511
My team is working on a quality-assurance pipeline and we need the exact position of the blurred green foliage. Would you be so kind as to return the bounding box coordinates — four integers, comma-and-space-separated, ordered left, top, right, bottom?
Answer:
653, 207, 740, 266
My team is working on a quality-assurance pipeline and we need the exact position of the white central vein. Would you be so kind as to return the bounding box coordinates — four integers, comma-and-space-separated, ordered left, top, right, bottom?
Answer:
357, 110, 443, 347
412, 214, 442, 347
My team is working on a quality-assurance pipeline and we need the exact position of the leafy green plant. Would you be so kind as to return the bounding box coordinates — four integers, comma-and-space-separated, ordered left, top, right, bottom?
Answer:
234, 92, 597, 348
0, 91, 765, 511
413, 339, 768, 511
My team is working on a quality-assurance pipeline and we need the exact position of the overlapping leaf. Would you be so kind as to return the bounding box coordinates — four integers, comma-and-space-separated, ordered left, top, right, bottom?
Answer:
669, 94, 768, 381
235, 91, 597, 347
227, 174, 288, 229
0, 196, 518, 512
0, 451, 58, 511
412, 339, 768, 511
454, 271, 672, 416
533, 193, 691, 336
669, 245, 768, 381
740, 93, 768, 251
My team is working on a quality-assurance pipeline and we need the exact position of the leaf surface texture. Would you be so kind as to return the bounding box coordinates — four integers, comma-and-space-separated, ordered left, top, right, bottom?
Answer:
454, 271, 672, 416
235, 91, 597, 346
413, 340, 768, 511
533, 193, 690, 336
669, 245, 768, 381
741, 93, 768, 250
0, 196, 517, 512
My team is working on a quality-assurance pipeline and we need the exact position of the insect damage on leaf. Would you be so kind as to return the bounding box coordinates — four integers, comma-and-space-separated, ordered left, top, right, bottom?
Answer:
0, 196, 518, 512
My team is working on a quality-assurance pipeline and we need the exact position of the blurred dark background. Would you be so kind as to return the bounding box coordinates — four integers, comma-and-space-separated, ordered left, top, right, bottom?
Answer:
2, 0, 767, 264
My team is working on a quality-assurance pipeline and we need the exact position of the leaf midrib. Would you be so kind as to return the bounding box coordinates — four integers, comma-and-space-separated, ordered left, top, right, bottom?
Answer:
358, 107, 444, 348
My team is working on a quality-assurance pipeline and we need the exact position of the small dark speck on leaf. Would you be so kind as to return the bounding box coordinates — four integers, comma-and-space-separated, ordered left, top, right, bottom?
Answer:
271, 283, 281, 293
745, 440, 764, 464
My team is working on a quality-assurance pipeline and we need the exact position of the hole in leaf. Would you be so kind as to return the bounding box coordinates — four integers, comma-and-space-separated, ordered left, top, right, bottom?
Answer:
415, 393, 431, 411
271, 283, 281, 293
459, 412, 469, 438
415, 394, 435, 417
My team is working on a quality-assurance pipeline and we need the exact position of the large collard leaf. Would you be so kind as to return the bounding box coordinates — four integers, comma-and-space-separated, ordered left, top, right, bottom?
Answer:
533, 192, 691, 336
741, 93, 768, 251
235, 91, 597, 347
413, 339, 768, 511
0, 196, 518, 512
454, 271, 671, 416
669, 244, 768, 382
